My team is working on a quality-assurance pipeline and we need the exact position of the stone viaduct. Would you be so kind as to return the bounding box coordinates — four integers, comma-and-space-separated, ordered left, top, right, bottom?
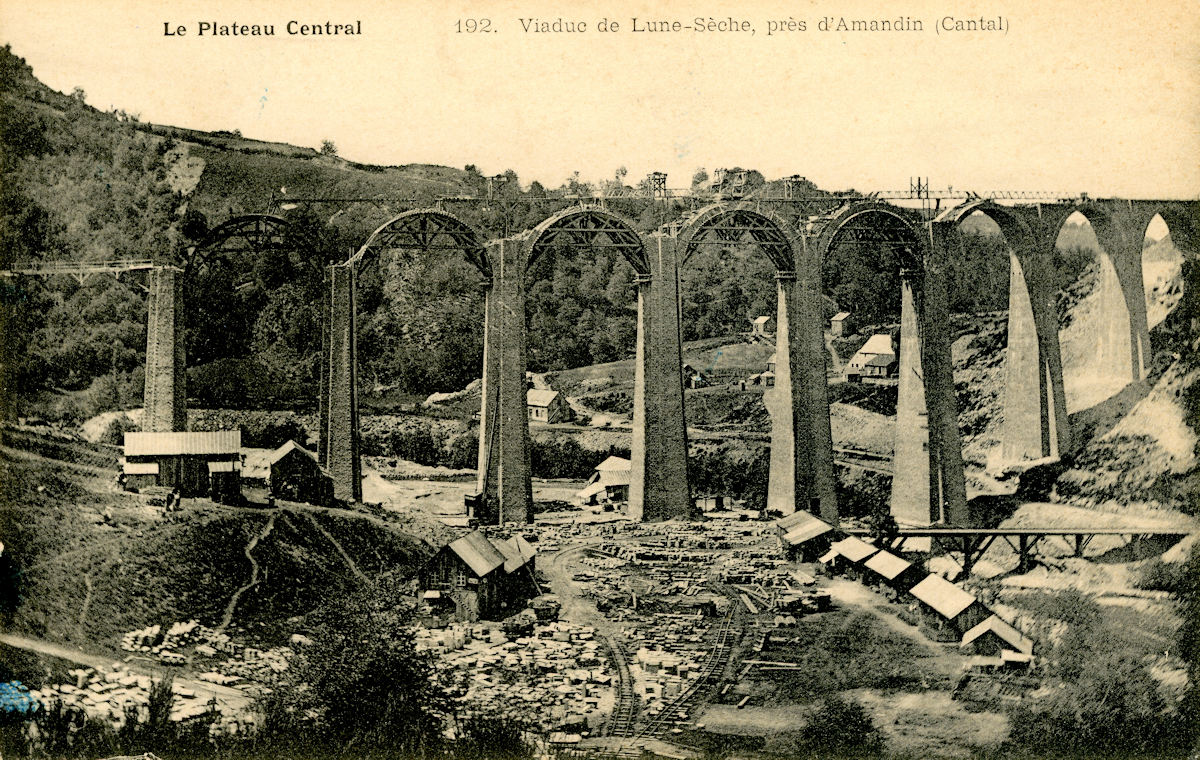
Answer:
22, 195, 1187, 528
312, 195, 1198, 528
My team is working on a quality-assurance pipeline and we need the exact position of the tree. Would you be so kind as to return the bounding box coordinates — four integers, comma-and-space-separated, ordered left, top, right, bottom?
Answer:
320, 139, 338, 156
259, 578, 454, 758
784, 695, 885, 757
455, 715, 534, 760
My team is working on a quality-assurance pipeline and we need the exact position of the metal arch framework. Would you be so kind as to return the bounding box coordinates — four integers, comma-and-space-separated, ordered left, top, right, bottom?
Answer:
679, 204, 797, 271
526, 206, 648, 275
812, 202, 926, 271
934, 200, 1036, 249
187, 214, 318, 278
348, 209, 490, 277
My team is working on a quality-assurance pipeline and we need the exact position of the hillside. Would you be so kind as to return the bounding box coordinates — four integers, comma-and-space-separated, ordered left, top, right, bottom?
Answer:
0, 439, 433, 653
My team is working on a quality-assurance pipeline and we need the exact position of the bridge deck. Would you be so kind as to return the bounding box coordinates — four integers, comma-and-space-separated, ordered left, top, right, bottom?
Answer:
843, 526, 1189, 537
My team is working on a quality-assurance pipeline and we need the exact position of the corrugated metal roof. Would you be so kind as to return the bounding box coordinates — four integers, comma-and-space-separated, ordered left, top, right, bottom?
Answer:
448, 531, 505, 577
832, 312, 851, 321
960, 615, 1034, 654
864, 550, 913, 580
910, 574, 978, 619
596, 456, 631, 471
526, 389, 560, 407
783, 520, 834, 546
830, 536, 879, 563
125, 431, 241, 457
123, 462, 159, 475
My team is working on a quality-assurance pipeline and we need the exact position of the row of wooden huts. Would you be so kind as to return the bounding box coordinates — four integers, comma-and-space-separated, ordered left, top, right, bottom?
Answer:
775, 511, 1034, 659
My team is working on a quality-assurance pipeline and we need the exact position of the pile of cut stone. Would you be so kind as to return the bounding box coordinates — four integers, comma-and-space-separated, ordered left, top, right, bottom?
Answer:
418, 621, 615, 733
25, 666, 223, 730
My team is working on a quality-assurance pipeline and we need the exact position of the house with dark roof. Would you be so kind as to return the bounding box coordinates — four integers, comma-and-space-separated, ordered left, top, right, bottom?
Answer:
417, 530, 538, 621
241, 441, 333, 506
845, 332, 899, 382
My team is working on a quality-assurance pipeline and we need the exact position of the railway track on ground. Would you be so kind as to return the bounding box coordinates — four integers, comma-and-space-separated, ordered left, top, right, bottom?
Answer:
635, 606, 738, 739
605, 637, 638, 738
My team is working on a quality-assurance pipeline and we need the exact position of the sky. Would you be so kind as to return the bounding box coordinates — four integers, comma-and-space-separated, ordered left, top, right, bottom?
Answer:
3, 0, 1198, 198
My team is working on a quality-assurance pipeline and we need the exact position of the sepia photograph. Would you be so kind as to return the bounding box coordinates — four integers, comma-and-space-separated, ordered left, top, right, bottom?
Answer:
0, 0, 1197, 758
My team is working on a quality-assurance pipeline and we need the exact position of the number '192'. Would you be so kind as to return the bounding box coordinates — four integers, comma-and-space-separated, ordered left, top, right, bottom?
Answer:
455, 19, 493, 32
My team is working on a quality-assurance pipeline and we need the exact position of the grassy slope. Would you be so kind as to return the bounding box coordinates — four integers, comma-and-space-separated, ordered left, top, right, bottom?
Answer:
0, 443, 430, 652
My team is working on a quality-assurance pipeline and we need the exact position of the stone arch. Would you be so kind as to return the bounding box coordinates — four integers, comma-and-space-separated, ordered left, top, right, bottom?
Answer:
678, 203, 837, 521
347, 208, 490, 276
1049, 203, 1147, 386
815, 200, 966, 526
934, 200, 1036, 249
319, 209, 491, 505
526, 206, 648, 275
937, 201, 1068, 463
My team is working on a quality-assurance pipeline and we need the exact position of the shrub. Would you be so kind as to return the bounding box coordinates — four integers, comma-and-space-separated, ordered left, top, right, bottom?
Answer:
769, 695, 885, 758
1007, 653, 1189, 758
1134, 558, 1188, 593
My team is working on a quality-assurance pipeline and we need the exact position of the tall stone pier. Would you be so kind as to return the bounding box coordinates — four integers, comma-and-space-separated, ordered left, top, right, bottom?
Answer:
473, 238, 532, 524
495, 238, 533, 523
319, 263, 362, 503
1092, 228, 1152, 384
892, 271, 935, 525
767, 256, 838, 522
474, 277, 503, 524
921, 229, 969, 525
1001, 246, 1071, 461
890, 233, 968, 526
143, 266, 186, 432
629, 234, 693, 521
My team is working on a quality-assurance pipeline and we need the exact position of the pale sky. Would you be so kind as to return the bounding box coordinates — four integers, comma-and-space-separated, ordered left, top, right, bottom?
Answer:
3, 0, 1198, 197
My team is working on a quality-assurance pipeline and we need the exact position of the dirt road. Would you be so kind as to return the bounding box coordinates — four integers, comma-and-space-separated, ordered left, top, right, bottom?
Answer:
0, 633, 253, 713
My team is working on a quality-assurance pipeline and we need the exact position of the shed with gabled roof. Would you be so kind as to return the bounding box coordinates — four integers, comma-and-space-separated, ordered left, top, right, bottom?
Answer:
527, 389, 571, 423
830, 536, 879, 564
959, 615, 1035, 656
418, 529, 539, 622
908, 574, 990, 638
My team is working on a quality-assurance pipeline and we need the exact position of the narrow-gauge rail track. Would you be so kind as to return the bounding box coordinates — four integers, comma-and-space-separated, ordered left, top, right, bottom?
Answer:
635, 606, 738, 739
605, 637, 638, 738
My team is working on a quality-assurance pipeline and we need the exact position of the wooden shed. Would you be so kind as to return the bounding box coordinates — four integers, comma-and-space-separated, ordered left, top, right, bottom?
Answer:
122, 431, 241, 503
417, 530, 537, 622
907, 574, 990, 640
